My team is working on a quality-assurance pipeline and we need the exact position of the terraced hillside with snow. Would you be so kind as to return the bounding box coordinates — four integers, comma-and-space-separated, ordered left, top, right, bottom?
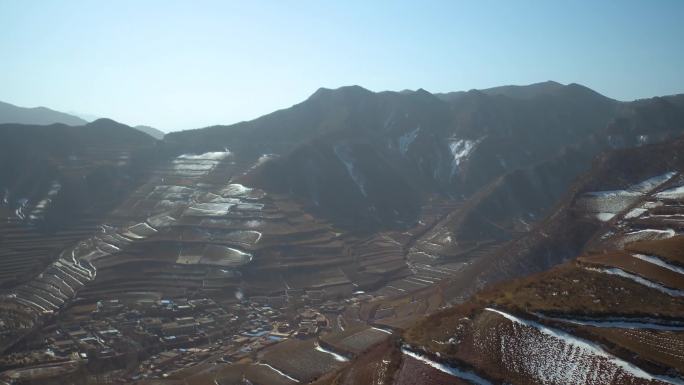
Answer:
394, 173, 684, 384
1, 82, 684, 384
0, 121, 157, 286
301, 138, 684, 385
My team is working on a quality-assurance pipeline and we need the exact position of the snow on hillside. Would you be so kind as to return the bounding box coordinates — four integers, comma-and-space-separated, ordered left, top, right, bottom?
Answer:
480, 308, 684, 385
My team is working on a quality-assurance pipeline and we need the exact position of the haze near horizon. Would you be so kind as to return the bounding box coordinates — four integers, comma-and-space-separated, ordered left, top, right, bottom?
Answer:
1, 0, 683, 132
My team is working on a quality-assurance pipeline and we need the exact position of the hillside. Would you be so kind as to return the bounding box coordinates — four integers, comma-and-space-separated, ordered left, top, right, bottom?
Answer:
0, 119, 159, 286
1, 82, 684, 384
322, 136, 684, 385
134, 125, 165, 140
167, 82, 625, 230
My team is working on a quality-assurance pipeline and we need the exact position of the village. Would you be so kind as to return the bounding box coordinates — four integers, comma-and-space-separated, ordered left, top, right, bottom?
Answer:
0, 288, 353, 383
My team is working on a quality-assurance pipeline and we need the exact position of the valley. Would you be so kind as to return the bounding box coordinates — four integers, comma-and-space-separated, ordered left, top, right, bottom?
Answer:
0, 82, 683, 385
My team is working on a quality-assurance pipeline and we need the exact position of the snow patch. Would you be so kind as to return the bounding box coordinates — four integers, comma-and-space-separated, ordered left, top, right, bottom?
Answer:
184, 202, 234, 217
177, 150, 231, 160
314, 342, 349, 362
372, 326, 393, 335
448, 138, 480, 177
625, 228, 676, 238
627, 171, 676, 193
615, 229, 677, 248
333, 144, 367, 196
221, 183, 252, 197
401, 347, 493, 385
30, 181, 62, 220
398, 127, 420, 155
595, 212, 616, 222
485, 308, 684, 385
656, 185, 684, 200
624, 207, 647, 219
173, 150, 231, 177
580, 172, 676, 220
633, 254, 684, 275
256, 362, 300, 383
585, 267, 684, 297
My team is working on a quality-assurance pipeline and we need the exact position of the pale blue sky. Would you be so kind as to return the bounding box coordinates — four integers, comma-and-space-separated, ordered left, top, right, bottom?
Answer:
1, 0, 683, 132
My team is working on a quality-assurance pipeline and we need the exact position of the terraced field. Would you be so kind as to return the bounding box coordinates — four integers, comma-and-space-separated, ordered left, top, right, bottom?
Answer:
0, 145, 444, 367
394, 172, 684, 385
4, 158, 684, 385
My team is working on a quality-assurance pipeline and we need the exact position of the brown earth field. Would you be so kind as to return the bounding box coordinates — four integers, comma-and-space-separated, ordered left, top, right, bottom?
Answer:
398, 235, 684, 384
627, 235, 684, 265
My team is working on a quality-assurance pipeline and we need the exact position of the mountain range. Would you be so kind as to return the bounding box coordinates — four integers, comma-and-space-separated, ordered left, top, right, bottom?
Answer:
0, 81, 683, 385
0, 100, 87, 126
0, 100, 165, 139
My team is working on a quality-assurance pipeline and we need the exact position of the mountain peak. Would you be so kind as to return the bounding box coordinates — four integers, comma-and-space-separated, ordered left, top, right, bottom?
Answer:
87, 117, 125, 127
564, 82, 614, 100
309, 85, 373, 100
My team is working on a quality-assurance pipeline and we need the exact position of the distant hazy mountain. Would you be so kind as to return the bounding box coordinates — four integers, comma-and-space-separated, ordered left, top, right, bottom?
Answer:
69, 111, 102, 122
0, 100, 87, 126
134, 125, 165, 139
0, 100, 164, 139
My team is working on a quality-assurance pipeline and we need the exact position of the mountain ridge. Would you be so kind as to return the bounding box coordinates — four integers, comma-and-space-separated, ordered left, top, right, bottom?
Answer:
0, 100, 87, 126
167, 81, 625, 230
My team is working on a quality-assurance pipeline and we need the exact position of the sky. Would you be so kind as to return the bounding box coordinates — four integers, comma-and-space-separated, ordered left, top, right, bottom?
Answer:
1, 0, 683, 132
